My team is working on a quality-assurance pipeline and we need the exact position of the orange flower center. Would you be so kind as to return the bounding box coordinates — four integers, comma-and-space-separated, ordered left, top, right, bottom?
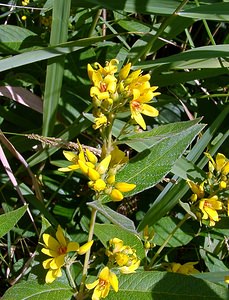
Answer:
131, 100, 141, 112
58, 246, 67, 255
100, 82, 107, 92
204, 201, 212, 208
99, 279, 107, 290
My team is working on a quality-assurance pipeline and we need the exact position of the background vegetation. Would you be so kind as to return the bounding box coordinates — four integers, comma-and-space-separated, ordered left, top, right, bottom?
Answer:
0, 0, 229, 299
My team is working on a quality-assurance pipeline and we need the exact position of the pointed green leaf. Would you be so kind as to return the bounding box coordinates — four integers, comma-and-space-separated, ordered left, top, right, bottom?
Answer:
88, 201, 137, 234
153, 216, 194, 247
0, 205, 27, 238
106, 271, 229, 300
0, 25, 40, 54
1, 280, 73, 300
180, 3, 229, 21
116, 120, 204, 197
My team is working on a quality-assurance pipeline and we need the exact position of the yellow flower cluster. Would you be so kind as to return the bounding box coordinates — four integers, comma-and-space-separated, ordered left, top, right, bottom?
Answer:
88, 59, 160, 130
22, 0, 29, 5
41, 225, 93, 283
59, 143, 136, 201
164, 262, 199, 275
187, 152, 229, 226
106, 238, 140, 274
86, 237, 140, 300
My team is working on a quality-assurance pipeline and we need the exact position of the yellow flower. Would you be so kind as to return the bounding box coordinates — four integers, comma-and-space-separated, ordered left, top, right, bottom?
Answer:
41, 225, 93, 283
22, 0, 29, 5
119, 62, 131, 80
130, 87, 159, 130
106, 238, 140, 274
205, 152, 229, 176
58, 151, 80, 172
199, 195, 223, 226
187, 180, 205, 201
110, 182, 136, 201
93, 114, 108, 129
86, 266, 118, 300
225, 275, 229, 284
109, 146, 129, 168
165, 262, 199, 275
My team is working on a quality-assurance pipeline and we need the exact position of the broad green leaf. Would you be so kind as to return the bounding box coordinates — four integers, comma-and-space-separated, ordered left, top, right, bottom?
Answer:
138, 106, 229, 231
180, 3, 229, 21
152, 68, 229, 87
106, 271, 228, 300
0, 35, 115, 72
153, 216, 194, 247
194, 271, 229, 284
1, 280, 73, 300
75, 0, 194, 15
88, 201, 137, 234
0, 205, 27, 238
135, 45, 229, 70
94, 223, 145, 259
0, 25, 41, 54
116, 120, 204, 197
121, 119, 202, 152
171, 156, 205, 181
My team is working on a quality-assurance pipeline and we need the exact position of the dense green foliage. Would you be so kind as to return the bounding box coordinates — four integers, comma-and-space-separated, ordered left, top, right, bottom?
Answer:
0, 0, 229, 299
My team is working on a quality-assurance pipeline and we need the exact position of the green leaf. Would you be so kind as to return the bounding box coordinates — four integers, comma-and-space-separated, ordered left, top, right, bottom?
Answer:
88, 201, 137, 234
121, 119, 202, 152
116, 120, 204, 197
171, 156, 205, 181
180, 3, 229, 21
106, 271, 229, 300
42, 0, 71, 136
1, 280, 73, 300
153, 216, 194, 247
76, 0, 195, 15
194, 271, 229, 284
0, 25, 40, 54
0, 205, 27, 238
0, 35, 115, 72
94, 223, 145, 259
138, 106, 229, 231
135, 45, 229, 70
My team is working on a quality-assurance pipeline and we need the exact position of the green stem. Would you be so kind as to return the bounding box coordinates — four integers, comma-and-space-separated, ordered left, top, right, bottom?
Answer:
194, 0, 216, 45
148, 213, 190, 268
66, 263, 78, 291
88, 9, 102, 37
77, 208, 97, 299
132, 0, 190, 64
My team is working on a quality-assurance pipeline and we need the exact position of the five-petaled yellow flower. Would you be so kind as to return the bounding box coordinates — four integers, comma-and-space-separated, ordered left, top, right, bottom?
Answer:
86, 266, 118, 300
41, 225, 93, 283
199, 195, 223, 226
165, 262, 199, 275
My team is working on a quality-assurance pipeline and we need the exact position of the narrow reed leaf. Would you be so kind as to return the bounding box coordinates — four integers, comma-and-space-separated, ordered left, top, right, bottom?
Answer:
42, 0, 71, 136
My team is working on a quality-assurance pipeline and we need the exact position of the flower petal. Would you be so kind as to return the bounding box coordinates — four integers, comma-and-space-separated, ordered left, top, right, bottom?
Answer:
41, 248, 58, 258
115, 182, 136, 192
56, 225, 67, 247
78, 240, 94, 255
141, 104, 159, 117
43, 233, 60, 250
50, 254, 65, 269
67, 241, 79, 252
42, 258, 53, 269
109, 271, 119, 292
86, 279, 99, 290
131, 109, 146, 130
